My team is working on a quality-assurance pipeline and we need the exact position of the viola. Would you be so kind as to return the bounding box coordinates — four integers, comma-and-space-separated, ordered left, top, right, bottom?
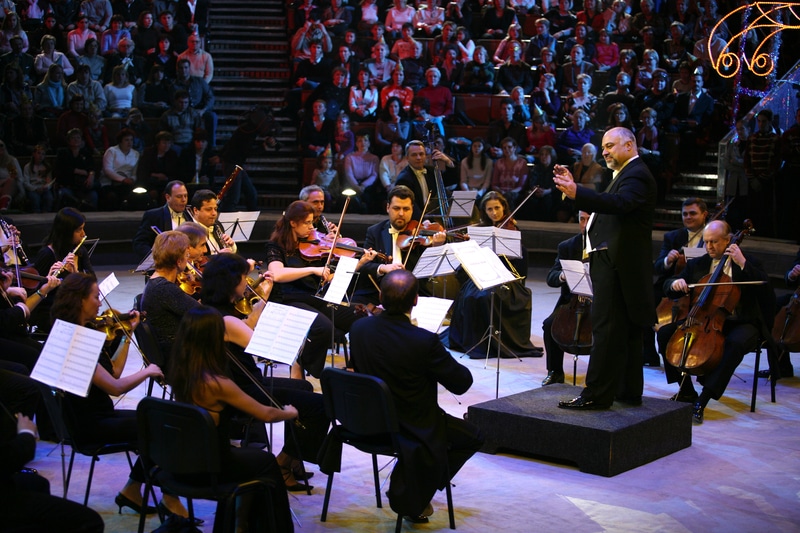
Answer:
664, 220, 754, 376
299, 230, 389, 262
1, 266, 48, 290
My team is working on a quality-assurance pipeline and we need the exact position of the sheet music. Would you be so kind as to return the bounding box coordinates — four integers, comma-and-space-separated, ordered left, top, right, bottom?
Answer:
217, 211, 259, 241
245, 303, 318, 366
683, 246, 707, 260
467, 226, 522, 258
321, 256, 358, 304
411, 296, 453, 333
30, 319, 106, 397
449, 191, 477, 218
560, 260, 593, 297
451, 240, 517, 290
98, 272, 119, 298
411, 245, 460, 278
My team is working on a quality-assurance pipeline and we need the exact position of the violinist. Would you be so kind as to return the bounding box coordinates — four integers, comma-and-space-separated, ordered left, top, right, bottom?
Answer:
395, 139, 454, 218
266, 201, 375, 380
357, 186, 446, 306
168, 306, 294, 531
657, 220, 774, 424
448, 191, 543, 359
190, 189, 237, 255
30, 207, 94, 334
647, 197, 708, 366
131, 180, 192, 261
541, 210, 590, 386
49, 273, 180, 517
140, 231, 200, 368
199, 254, 329, 492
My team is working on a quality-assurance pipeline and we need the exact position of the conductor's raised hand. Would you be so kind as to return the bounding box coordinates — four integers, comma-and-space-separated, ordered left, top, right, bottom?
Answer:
553, 164, 577, 200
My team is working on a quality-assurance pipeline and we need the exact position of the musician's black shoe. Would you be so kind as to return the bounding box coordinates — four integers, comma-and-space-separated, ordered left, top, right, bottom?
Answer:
541, 371, 565, 386
692, 402, 705, 424
670, 390, 699, 403
558, 396, 611, 410
758, 367, 794, 378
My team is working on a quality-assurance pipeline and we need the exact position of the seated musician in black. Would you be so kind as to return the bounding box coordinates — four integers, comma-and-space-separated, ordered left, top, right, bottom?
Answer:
265, 201, 375, 379
769, 248, 799, 377
657, 220, 775, 424
448, 191, 541, 359
199, 253, 329, 492
541, 210, 590, 385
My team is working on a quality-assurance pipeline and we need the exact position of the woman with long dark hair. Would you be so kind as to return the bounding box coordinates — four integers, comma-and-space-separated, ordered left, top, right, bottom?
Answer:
448, 191, 540, 359
30, 207, 93, 332
459, 137, 492, 198
50, 273, 172, 517
266, 200, 374, 379
169, 305, 295, 532
199, 253, 329, 491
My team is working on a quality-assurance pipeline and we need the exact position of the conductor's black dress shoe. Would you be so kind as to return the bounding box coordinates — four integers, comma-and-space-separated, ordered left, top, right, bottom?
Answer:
692, 402, 705, 424
541, 370, 565, 386
557, 396, 612, 410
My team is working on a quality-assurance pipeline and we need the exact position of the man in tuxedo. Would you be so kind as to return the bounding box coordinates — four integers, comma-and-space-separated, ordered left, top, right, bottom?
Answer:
190, 189, 237, 255
541, 210, 590, 386
394, 140, 454, 218
657, 220, 775, 423
132, 180, 192, 259
668, 70, 714, 167
349, 269, 483, 522
553, 127, 657, 409
357, 186, 446, 305
646, 197, 709, 365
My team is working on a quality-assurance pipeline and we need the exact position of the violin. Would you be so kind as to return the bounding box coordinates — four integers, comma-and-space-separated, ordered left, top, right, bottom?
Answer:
234, 272, 273, 316
299, 230, 389, 263
1, 266, 49, 290
94, 309, 136, 342
664, 220, 754, 376
396, 220, 468, 250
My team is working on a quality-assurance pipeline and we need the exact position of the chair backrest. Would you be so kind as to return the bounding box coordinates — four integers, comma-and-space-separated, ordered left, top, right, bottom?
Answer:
134, 318, 166, 369
137, 397, 221, 477
320, 368, 399, 437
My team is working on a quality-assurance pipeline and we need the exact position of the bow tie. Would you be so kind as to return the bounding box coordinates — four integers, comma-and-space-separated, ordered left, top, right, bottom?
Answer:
388, 226, 400, 235
414, 168, 427, 177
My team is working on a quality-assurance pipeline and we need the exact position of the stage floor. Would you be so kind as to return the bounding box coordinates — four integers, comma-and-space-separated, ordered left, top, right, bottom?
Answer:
25, 266, 800, 532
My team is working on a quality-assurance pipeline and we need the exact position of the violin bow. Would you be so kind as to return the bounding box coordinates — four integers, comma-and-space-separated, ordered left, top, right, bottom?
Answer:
316, 193, 353, 295
499, 186, 540, 230
403, 191, 433, 270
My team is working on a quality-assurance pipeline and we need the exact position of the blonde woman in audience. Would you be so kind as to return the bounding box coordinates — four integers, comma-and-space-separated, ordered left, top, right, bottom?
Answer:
22, 143, 54, 212
104, 65, 135, 117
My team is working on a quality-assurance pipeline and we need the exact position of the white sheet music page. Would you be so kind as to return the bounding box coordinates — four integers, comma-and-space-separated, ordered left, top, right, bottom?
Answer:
467, 226, 521, 258
411, 296, 453, 333
97, 272, 119, 298
449, 191, 477, 218
411, 244, 460, 278
683, 246, 707, 260
321, 255, 358, 304
560, 260, 593, 297
217, 211, 260, 242
245, 302, 318, 366
451, 240, 517, 290
31, 319, 107, 397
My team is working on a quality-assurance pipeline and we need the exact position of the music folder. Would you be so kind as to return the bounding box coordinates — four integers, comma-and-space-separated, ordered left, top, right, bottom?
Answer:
450, 240, 518, 291
245, 302, 318, 367
467, 226, 521, 258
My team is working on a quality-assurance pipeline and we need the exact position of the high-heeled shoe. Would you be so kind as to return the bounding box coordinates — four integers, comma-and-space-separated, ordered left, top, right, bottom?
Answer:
290, 459, 314, 481
115, 493, 158, 515
280, 464, 313, 492
157, 501, 204, 525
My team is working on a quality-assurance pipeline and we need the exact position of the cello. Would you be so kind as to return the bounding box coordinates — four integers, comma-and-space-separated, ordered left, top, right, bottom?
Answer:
664, 220, 754, 376
772, 287, 800, 352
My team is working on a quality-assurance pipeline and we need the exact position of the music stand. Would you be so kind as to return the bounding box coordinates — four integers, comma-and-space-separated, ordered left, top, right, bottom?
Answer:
217, 211, 259, 242
449, 191, 477, 218
450, 240, 522, 398
315, 256, 360, 367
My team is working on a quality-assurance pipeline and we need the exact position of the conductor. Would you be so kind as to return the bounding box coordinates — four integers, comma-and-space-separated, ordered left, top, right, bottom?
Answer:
552, 127, 657, 409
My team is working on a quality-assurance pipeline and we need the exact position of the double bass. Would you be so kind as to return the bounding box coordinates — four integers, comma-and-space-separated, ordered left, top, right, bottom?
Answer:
664, 220, 754, 376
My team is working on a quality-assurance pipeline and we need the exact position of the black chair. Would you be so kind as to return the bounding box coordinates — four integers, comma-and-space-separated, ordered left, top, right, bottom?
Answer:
319, 367, 455, 532
133, 319, 171, 399
136, 397, 275, 533
38, 384, 136, 503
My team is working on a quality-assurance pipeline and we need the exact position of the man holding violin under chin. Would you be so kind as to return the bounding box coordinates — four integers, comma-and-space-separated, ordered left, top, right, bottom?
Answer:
657, 220, 775, 424
356, 185, 447, 306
